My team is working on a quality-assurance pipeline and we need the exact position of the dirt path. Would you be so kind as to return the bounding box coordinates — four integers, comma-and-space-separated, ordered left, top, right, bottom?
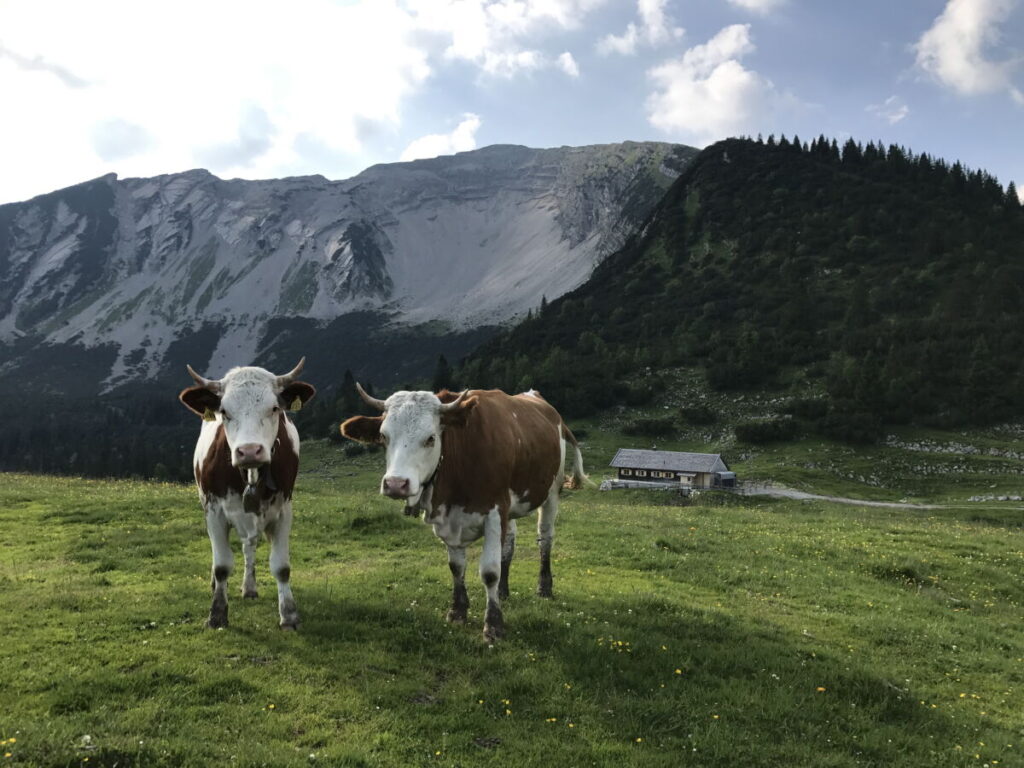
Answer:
737, 484, 943, 509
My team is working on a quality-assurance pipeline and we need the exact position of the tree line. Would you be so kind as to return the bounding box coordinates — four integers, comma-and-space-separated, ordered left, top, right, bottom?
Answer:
458, 135, 1024, 441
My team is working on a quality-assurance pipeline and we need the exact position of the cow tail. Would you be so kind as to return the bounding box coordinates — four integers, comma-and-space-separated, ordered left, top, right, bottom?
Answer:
561, 424, 590, 489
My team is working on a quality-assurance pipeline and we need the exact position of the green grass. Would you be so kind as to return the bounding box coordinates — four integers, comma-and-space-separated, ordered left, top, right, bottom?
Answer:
1, 442, 1023, 767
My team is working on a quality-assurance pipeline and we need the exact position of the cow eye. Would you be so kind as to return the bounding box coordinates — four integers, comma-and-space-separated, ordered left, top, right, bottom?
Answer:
424, 435, 436, 448
221, 410, 232, 422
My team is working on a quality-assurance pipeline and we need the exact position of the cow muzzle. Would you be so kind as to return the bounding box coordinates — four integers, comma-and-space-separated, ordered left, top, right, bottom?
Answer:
234, 442, 269, 469
382, 475, 412, 499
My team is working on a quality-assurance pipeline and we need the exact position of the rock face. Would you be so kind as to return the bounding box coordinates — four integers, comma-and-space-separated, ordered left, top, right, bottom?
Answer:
0, 141, 695, 392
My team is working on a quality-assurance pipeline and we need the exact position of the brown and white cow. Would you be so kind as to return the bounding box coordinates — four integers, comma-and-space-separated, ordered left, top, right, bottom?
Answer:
341, 386, 586, 643
179, 359, 316, 630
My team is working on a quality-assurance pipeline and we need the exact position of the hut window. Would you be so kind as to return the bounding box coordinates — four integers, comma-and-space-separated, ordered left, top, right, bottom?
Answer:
622, 469, 631, 476
637, 470, 647, 477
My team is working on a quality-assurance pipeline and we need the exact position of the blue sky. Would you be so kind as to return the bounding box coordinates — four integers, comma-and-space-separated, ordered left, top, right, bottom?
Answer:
1, 0, 1022, 204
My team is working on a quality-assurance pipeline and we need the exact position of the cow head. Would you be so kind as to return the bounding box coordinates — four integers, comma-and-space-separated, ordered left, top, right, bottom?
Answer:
179, 359, 316, 469
341, 384, 476, 505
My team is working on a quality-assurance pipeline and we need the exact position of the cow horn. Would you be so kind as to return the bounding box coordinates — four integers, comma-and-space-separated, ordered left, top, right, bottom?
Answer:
356, 382, 386, 411
276, 357, 306, 387
438, 389, 470, 412
186, 364, 222, 393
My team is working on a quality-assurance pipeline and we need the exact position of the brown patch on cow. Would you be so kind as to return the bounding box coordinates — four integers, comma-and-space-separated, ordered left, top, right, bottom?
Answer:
198, 415, 299, 503
340, 415, 383, 444
435, 389, 461, 403
180, 385, 221, 417
430, 390, 564, 540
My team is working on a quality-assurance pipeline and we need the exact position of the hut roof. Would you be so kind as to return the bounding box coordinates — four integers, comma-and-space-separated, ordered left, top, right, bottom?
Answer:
609, 448, 729, 473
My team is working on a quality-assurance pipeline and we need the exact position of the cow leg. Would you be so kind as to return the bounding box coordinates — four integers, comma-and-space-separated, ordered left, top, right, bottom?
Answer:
499, 519, 517, 600
445, 545, 469, 623
481, 506, 505, 643
241, 533, 259, 599
268, 503, 299, 630
537, 492, 558, 598
206, 508, 233, 629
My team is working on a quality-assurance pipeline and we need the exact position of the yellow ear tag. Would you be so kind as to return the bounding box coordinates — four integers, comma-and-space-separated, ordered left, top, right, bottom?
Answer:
290, 396, 303, 412
202, 408, 217, 422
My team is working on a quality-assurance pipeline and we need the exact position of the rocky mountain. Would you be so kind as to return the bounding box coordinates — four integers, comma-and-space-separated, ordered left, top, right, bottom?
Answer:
0, 141, 695, 395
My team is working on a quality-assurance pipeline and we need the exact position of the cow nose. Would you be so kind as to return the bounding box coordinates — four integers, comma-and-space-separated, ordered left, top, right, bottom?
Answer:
235, 443, 265, 466
382, 476, 411, 498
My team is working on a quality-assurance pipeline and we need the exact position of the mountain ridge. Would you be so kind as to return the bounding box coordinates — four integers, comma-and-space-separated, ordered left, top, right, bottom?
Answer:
0, 140, 696, 394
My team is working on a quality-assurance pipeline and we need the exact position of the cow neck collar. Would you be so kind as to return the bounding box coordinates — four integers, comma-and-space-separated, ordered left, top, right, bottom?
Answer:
406, 451, 442, 517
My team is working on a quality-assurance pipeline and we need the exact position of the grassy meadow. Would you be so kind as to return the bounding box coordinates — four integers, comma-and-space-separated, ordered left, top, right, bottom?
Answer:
1, 437, 1023, 767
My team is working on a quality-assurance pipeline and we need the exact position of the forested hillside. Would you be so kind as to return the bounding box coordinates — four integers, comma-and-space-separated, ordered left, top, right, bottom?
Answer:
460, 136, 1024, 441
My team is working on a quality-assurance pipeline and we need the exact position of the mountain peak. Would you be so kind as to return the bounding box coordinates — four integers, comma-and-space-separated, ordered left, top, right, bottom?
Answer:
0, 140, 698, 394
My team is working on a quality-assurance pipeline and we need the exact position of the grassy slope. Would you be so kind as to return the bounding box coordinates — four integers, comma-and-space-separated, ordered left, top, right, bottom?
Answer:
1, 440, 1022, 767
575, 368, 1024, 505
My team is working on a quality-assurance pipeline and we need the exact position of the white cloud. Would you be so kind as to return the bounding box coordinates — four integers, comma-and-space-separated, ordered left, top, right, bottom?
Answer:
400, 114, 482, 161
866, 95, 910, 124
646, 24, 779, 144
598, 0, 683, 56
915, 0, 1024, 103
0, 0, 435, 202
0, 0, 607, 203
411, 0, 607, 77
726, 0, 787, 14
599, 24, 640, 56
557, 51, 581, 77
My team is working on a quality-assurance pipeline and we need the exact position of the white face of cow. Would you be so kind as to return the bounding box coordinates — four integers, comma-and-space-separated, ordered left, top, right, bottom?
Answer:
179, 359, 316, 470
217, 368, 283, 469
378, 391, 444, 504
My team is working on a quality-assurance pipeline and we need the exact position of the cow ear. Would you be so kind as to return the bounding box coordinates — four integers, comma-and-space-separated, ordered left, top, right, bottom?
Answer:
440, 395, 478, 428
279, 381, 316, 411
340, 415, 383, 443
180, 386, 221, 417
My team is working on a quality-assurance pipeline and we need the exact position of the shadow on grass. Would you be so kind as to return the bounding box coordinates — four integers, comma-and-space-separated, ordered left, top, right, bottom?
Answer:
231, 575, 995, 766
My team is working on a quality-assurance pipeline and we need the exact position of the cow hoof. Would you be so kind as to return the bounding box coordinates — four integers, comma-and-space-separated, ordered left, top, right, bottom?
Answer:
280, 607, 300, 630
243, 589, 259, 600
537, 587, 553, 599
482, 622, 505, 643
446, 609, 467, 624
206, 616, 228, 629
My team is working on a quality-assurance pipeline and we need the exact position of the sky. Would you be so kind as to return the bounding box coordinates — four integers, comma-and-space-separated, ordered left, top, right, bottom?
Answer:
1, 0, 1022, 205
